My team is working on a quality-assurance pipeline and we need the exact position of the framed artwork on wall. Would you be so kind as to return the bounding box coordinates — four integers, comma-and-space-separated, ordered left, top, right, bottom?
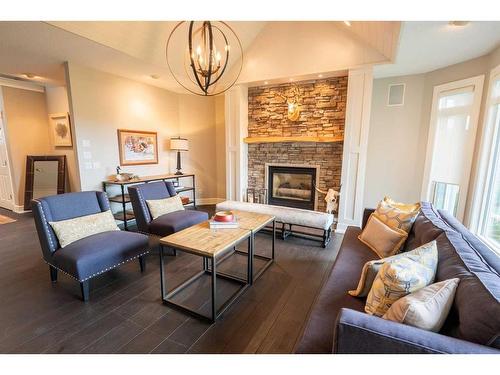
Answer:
117, 129, 159, 166
49, 113, 73, 147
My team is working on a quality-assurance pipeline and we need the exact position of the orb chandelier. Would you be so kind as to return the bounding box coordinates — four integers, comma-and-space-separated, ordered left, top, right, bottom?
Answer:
166, 21, 243, 96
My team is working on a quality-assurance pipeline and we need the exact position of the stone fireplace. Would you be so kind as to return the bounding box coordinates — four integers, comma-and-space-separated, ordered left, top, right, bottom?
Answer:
247, 76, 347, 212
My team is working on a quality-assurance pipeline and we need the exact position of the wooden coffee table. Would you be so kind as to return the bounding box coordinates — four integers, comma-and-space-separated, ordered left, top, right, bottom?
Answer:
159, 212, 275, 322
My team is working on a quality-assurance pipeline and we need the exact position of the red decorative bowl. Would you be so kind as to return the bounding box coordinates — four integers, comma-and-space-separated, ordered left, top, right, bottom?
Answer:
214, 211, 234, 222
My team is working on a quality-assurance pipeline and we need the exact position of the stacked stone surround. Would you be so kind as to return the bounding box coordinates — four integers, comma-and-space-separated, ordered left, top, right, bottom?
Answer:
247, 77, 347, 212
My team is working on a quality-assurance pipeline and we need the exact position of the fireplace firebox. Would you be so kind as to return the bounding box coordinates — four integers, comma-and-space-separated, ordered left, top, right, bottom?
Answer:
268, 165, 317, 210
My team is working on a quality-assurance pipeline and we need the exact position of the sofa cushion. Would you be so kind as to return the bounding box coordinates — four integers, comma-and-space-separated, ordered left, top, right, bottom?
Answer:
148, 210, 209, 237
295, 226, 377, 353
51, 231, 149, 281
404, 202, 446, 252
433, 230, 500, 349
437, 209, 500, 275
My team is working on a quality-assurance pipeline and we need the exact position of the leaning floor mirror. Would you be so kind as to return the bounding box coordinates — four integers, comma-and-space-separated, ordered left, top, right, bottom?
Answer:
24, 155, 66, 210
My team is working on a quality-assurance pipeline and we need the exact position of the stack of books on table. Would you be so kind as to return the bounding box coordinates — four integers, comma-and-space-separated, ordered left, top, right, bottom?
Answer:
208, 216, 239, 229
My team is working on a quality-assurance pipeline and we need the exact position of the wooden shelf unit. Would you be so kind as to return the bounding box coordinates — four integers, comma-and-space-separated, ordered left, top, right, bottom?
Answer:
103, 173, 196, 230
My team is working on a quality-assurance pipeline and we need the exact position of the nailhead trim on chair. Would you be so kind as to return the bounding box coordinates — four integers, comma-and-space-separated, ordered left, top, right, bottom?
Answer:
45, 261, 79, 281
136, 188, 152, 223
33, 199, 57, 251
44, 249, 150, 282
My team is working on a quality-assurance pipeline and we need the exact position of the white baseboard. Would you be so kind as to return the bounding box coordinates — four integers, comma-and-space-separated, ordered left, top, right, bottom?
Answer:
197, 198, 225, 205
13, 205, 29, 214
334, 222, 348, 234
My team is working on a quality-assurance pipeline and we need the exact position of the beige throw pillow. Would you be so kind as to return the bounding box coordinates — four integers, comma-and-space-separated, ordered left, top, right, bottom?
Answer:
358, 214, 408, 258
374, 197, 421, 233
383, 278, 459, 332
146, 195, 184, 220
365, 241, 438, 317
49, 210, 119, 248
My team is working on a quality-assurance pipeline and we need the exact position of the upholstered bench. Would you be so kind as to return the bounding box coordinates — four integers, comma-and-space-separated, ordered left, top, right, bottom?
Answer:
216, 200, 334, 247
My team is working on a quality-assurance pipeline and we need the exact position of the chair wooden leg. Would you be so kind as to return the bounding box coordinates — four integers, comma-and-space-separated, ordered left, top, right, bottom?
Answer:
80, 280, 90, 302
139, 255, 146, 273
49, 266, 57, 283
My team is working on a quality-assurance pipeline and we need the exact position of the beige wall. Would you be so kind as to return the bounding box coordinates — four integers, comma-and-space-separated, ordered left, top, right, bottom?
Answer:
45, 86, 80, 192
1, 86, 51, 208
177, 94, 217, 199
66, 63, 223, 202
366, 45, 500, 215
365, 74, 426, 207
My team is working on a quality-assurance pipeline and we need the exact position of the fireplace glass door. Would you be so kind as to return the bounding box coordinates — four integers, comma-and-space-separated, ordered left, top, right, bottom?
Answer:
268, 166, 316, 210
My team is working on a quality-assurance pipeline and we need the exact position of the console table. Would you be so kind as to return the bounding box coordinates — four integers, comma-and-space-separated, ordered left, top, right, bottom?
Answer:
102, 173, 196, 230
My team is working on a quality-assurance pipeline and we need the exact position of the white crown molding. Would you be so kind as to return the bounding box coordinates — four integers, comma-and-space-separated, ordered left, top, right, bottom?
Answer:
0, 77, 45, 93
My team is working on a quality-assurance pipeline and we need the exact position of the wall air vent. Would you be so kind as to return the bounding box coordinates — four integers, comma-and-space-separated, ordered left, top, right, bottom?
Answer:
387, 83, 405, 106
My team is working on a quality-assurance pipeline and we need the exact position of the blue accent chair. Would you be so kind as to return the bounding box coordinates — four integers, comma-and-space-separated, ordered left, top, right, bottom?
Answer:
128, 181, 208, 252
31, 191, 150, 301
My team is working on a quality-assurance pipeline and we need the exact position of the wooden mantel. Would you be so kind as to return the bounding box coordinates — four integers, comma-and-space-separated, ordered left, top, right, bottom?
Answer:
243, 135, 344, 144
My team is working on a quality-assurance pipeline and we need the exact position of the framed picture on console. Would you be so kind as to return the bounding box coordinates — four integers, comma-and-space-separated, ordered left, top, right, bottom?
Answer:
117, 129, 158, 166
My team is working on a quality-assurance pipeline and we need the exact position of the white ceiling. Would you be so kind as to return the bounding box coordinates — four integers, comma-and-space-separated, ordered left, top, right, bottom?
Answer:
374, 21, 500, 78
0, 21, 498, 91
0, 21, 269, 91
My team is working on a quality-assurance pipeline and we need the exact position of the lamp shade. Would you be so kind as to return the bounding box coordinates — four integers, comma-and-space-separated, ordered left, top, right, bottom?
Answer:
170, 137, 189, 151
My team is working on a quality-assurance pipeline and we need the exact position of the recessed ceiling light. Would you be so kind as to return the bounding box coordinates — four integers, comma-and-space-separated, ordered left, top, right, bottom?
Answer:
344, 21, 351, 27
318, 74, 323, 78
289, 78, 294, 82
150, 74, 160, 79
264, 81, 269, 85
448, 21, 470, 27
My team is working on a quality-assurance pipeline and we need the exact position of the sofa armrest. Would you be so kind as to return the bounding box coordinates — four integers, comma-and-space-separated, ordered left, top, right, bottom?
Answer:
333, 308, 498, 354
361, 209, 375, 229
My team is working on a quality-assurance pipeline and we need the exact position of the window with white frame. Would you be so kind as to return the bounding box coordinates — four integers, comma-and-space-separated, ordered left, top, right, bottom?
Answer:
471, 67, 500, 251
421, 76, 484, 221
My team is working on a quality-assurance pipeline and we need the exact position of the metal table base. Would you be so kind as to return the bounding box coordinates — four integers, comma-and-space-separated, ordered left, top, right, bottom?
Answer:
159, 236, 252, 323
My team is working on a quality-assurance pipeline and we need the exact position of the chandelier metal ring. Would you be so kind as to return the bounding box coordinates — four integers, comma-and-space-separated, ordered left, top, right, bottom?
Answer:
166, 21, 243, 96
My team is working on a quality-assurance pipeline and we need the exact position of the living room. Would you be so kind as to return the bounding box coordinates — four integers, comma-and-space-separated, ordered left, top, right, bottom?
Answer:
0, 0, 499, 373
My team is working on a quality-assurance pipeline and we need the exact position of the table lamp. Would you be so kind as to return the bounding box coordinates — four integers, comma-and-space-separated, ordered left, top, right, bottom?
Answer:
170, 137, 189, 175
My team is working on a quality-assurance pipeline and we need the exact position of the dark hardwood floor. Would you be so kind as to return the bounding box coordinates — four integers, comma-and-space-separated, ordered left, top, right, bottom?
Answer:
0, 206, 341, 354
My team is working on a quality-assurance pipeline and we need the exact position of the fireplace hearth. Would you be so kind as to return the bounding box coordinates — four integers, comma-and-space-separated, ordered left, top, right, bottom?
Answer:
268, 165, 317, 210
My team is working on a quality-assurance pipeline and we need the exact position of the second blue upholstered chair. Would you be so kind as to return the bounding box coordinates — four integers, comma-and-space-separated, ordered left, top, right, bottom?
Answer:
128, 181, 208, 247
